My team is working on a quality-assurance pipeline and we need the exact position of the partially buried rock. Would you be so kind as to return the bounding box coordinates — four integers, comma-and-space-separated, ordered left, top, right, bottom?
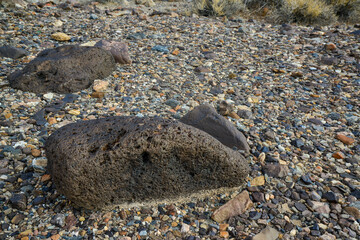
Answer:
0, 45, 29, 59
94, 40, 132, 64
180, 104, 250, 155
8, 45, 115, 93
45, 116, 249, 209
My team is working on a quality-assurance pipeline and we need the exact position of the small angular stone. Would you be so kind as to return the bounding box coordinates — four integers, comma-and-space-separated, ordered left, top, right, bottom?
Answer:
250, 176, 265, 186
262, 163, 289, 178
252, 226, 279, 240
344, 206, 360, 219
332, 152, 345, 159
11, 214, 25, 224
212, 190, 253, 222
335, 133, 355, 145
323, 192, 338, 203
252, 192, 265, 202
294, 202, 307, 212
93, 80, 109, 92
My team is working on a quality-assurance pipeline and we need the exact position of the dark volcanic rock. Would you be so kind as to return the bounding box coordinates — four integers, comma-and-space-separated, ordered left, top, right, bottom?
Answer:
94, 40, 132, 64
8, 45, 115, 93
45, 116, 249, 209
0, 45, 29, 59
180, 104, 250, 155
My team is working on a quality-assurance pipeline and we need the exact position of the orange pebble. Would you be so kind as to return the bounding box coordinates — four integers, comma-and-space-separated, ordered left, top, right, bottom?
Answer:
332, 151, 345, 159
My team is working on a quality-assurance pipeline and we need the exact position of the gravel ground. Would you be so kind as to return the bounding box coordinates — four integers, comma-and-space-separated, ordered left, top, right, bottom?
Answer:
0, 1, 359, 240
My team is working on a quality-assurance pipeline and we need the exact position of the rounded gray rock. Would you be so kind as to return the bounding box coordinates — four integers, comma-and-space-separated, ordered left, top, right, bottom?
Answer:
180, 104, 250, 155
45, 116, 249, 209
8, 45, 116, 93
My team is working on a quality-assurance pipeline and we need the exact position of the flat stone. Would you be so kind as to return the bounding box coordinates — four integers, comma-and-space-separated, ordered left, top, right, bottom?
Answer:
294, 202, 307, 212
0, 45, 29, 59
11, 214, 25, 224
318, 233, 336, 240
51, 32, 71, 41
94, 40, 132, 64
323, 191, 338, 203
344, 206, 360, 219
180, 104, 250, 154
262, 163, 289, 178
310, 201, 330, 215
252, 226, 279, 240
250, 176, 265, 186
46, 116, 249, 209
8, 45, 115, 93
335, 133, 355, 145
212, 190, 253, 222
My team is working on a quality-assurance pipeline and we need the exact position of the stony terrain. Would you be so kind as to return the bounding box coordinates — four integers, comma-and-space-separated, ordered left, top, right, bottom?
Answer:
0, 0, 359, 240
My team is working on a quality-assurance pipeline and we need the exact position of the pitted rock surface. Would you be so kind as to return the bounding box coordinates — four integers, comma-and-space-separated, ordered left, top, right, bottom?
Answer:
180, 104, 250, 155
8, 45, 115, 93
45, 116, 249, 209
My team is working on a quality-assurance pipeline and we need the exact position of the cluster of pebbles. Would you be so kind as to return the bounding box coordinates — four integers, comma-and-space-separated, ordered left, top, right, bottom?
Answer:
0, 0, 359, 239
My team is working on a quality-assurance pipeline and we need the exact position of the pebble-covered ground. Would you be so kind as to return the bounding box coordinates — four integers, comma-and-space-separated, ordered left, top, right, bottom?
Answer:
0, 1, 360, 240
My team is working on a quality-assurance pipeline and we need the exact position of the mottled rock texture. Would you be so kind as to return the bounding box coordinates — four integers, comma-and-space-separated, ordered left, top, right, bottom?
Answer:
180, 104, 250, 155
45, 116, 249, 209
8, 45, 115, 93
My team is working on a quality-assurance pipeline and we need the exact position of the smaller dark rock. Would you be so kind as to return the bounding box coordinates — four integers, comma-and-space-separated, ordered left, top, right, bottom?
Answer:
327, 112, 341, 120
249, 211, 262, 220
0, 45, 29, 59
165, 99, 180, 108
202, 51, 217, 59
319, 57, 338, 65
350, 30, 360, 35
301, 174, 313, 184
50, 214, 66, 227
307, 118, 323, 125
294, 202, 307, 212
292, 139, 304, 148
152, 45, 169, 53
323, 192, 338, 203
180, 104, 250, 154
351, 189, 360, 199
310, 230, 321, 236
237, 109, 253, 119
9, 194, 27, 211
252, 192, 265, 202
32, 196, 46, 205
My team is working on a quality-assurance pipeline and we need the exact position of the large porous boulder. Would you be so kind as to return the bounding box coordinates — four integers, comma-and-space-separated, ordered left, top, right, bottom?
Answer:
8, 45, 116, 93
45, 116, 249, 209
180, 104, 250, 155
